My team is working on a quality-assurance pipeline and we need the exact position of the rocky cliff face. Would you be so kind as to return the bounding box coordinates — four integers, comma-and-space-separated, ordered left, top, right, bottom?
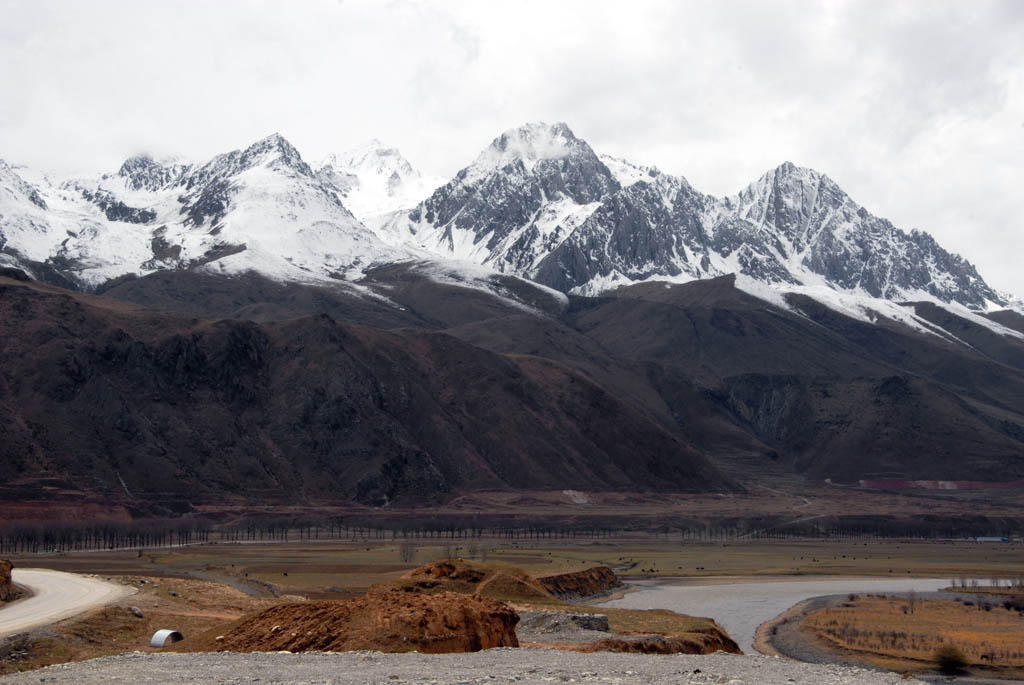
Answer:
534, 159, 1004, 307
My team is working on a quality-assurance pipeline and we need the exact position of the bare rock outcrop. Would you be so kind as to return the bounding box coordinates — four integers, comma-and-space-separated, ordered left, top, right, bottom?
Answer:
200, 590, 519, 654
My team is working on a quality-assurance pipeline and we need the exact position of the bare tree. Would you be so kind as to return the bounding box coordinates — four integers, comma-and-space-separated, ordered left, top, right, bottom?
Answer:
399, 543, 417, 564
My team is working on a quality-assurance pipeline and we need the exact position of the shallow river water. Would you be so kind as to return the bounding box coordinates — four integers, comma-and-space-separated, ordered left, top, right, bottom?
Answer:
599, 576, 949, 653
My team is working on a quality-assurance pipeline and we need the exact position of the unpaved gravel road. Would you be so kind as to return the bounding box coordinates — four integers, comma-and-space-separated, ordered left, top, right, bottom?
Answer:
0, 649, 925, 684
0, 569, 133, 638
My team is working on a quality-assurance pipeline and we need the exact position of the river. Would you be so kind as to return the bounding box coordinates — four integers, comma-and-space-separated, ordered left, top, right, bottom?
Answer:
599, 576, 950, 653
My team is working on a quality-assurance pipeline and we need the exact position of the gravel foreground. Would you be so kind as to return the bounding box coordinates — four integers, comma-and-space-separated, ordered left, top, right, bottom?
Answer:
0, 649, 924, 684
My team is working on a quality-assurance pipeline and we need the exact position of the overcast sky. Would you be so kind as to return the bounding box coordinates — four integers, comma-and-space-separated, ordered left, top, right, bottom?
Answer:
2, 0, 1022, 295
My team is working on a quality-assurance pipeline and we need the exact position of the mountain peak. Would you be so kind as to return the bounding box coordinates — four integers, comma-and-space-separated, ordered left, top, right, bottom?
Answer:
322, 140, 411, 175
239, 133, 311, 175
117, 154, 190, 191
492, 121, 578, 156
245, 132, 299, 156
464, 121, 590, 181
733, 161, 834, 202
769, 160, 822, 182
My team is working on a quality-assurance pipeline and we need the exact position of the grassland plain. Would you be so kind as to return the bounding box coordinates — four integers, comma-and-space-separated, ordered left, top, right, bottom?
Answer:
11, 538, 1024, 597
801, 593, 1024, 679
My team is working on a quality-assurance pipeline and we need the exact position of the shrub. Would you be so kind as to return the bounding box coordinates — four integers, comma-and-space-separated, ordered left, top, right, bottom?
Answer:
935, 644, 968, 674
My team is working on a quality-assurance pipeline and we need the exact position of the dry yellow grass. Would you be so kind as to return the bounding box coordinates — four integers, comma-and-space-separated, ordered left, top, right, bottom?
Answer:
804, 595, 1024, 672
13, 539, 1024, 594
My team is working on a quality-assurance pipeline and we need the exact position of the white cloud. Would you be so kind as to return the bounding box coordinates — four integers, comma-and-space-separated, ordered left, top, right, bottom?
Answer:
1, 0, 1021, 295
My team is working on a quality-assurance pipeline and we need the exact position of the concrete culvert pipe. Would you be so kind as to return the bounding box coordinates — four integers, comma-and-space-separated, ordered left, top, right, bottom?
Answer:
150, 629, 184, 648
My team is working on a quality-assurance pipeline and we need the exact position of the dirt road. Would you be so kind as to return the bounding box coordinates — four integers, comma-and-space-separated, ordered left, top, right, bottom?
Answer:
0, 569, 133, 637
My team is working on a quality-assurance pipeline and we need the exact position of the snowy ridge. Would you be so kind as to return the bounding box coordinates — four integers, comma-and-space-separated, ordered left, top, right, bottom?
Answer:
0, 133, 412, 288
1, 121, 1020, 345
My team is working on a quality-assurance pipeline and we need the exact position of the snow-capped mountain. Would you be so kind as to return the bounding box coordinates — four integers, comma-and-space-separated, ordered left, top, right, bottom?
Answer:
315, 140, 443, 222
0, 121, 1017, 323
381, 122, 1010, 313
0, 134, 408, 287
373, 122, 618, 275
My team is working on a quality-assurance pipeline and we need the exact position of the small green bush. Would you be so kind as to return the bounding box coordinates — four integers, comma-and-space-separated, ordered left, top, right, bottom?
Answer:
935, 644, 968, 674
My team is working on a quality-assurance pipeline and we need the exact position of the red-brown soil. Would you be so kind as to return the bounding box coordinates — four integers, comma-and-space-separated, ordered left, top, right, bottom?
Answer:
380, 559, 554, 602
378, 560, 738, 655
537, 566, 623, 600
190, 590, 519, 654
0, 560, 13, 602
372, 557, 557, 602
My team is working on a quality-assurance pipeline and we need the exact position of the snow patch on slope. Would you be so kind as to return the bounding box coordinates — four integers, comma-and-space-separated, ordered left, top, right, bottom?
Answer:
409, 259, 568, 313
317, 140, 444, 221
599, 154, 656, 187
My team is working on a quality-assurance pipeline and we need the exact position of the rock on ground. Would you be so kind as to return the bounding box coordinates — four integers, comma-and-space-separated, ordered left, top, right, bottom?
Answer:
0, 649, 925, 684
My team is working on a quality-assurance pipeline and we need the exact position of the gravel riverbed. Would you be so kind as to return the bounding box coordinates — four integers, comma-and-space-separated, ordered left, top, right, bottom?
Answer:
0, 649, 924, 684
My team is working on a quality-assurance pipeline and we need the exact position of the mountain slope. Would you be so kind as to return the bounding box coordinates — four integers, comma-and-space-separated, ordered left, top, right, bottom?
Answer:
4, 269, 1022, 510
0, 274, 732, 511
567, 277, 1024, 482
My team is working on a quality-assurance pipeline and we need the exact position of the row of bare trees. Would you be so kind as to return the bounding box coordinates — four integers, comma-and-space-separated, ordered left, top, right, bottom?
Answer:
1, 514, 1019, 555
0, 519, 211, 554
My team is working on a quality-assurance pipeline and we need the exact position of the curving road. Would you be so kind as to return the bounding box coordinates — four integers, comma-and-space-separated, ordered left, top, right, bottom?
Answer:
600, 576, 949, 653
0, 569, 134, 638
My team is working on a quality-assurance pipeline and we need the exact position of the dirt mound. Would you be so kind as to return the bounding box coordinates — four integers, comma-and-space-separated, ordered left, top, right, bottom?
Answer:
0, 560, 14, 602
380, 559, 553, 602
538, 566, 623, 600
194, 590, 519, 654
